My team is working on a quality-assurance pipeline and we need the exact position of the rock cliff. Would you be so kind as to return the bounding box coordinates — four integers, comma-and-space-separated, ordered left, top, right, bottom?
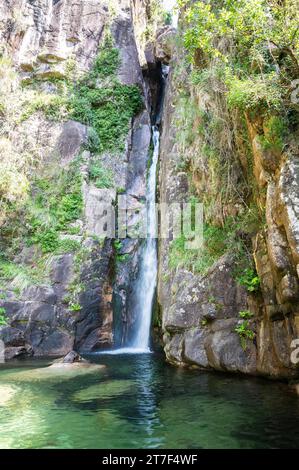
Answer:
0, 0, 156, 357
158, 3, 299, 379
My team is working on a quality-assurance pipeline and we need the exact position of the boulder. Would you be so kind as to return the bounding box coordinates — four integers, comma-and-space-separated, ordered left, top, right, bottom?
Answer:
5, 346, 33, 361
54, 350, 86, 364
0, 326, 25, 347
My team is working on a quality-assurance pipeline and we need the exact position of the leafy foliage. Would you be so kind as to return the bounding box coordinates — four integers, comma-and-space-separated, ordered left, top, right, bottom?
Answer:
179, 0, 299, 66
70, 41, 143, 153
69, 302, 82, 312
179, 0, 299, 115
236, 268, 261, 292
0, 307, 7, 326
89, 158, 114, 189
27, 163, 83, 253
235, 318, 255, 350
239, 310, 254, 319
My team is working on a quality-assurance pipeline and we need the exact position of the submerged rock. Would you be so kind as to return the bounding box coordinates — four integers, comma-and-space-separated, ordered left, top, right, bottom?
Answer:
72, 380, 133, 402
2, 359, 105, 383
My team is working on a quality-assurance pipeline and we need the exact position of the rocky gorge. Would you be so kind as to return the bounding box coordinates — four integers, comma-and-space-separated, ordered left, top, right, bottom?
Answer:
0, 0, 298, 385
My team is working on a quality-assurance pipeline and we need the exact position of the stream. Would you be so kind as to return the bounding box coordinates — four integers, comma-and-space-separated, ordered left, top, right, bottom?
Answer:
0, 353, 299, 449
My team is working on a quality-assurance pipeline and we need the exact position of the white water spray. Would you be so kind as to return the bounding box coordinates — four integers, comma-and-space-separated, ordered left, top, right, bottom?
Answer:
97, 128, 160, 356
129, 127, 160, 352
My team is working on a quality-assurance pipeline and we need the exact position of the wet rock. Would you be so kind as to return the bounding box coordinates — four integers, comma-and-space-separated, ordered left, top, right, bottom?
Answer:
75, 240, 114, 351
164, 334, 184, 365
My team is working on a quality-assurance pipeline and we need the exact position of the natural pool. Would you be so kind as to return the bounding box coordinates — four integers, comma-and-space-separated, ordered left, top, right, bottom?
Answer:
0, 353, 298, 449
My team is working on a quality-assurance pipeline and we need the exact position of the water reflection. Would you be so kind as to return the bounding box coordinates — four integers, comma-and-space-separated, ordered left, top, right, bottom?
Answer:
133, 355, 162, 448
0, 354, 299, 449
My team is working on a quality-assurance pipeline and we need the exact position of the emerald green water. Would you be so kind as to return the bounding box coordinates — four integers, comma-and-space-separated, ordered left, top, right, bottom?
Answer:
0, 353, 298, 449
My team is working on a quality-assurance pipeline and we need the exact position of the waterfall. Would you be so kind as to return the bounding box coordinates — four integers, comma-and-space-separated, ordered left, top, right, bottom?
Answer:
129, 127, 160, 352
98, 66, 168, 356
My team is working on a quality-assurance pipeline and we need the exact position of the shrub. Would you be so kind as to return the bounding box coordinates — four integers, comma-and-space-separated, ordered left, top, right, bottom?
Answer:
239, 310, 254, 319
89, 159, 114, 188
235, 320, 255, 350
69, 302, 82, 312
27, 164, 83, 254
70, 43, 143, 153
258, 115, 288, 153
226, 73, 283, 112
85, 127, 101, 154
0, 307, 7, 326
237, 268, 261, 292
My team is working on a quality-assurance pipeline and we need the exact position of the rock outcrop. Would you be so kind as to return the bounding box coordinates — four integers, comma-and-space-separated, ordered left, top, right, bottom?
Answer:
0, 0, 155, 358
157, 11, 299, 380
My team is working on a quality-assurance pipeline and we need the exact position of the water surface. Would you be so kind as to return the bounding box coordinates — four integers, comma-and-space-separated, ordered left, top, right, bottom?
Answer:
0, 353, 298, 449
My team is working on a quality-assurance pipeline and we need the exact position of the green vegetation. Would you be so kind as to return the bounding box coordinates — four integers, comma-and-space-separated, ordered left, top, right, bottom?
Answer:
239, 310, 254, 320
1, 33, 143, 267
70, 39, 143, 153
236, 268, 261, 293
225, 73, 283, 112
179, 0, 299, 115
69, 302, 82, 312
169, 209, 263, 278
20, 93, 68, 122
179, 0, 299, 66
0, 258, 51, 293
0, 307, 7, 326
20, 36, 143, 153
89, 158, 114, 189
169, 0, 296, 278
235, 313, 255, 350
257, 115, 287, 153
113, 239, 129, 263
26, 162, 83, 254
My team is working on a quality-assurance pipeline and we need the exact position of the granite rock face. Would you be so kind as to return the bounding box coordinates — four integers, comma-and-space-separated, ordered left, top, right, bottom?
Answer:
157, 23, 299, 380
0, 0, 154, 358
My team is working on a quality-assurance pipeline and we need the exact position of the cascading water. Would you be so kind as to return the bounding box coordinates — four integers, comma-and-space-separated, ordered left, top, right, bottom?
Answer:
101, 128, 160, 356
129, 127, 160, 352
100, 65, 168, 356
